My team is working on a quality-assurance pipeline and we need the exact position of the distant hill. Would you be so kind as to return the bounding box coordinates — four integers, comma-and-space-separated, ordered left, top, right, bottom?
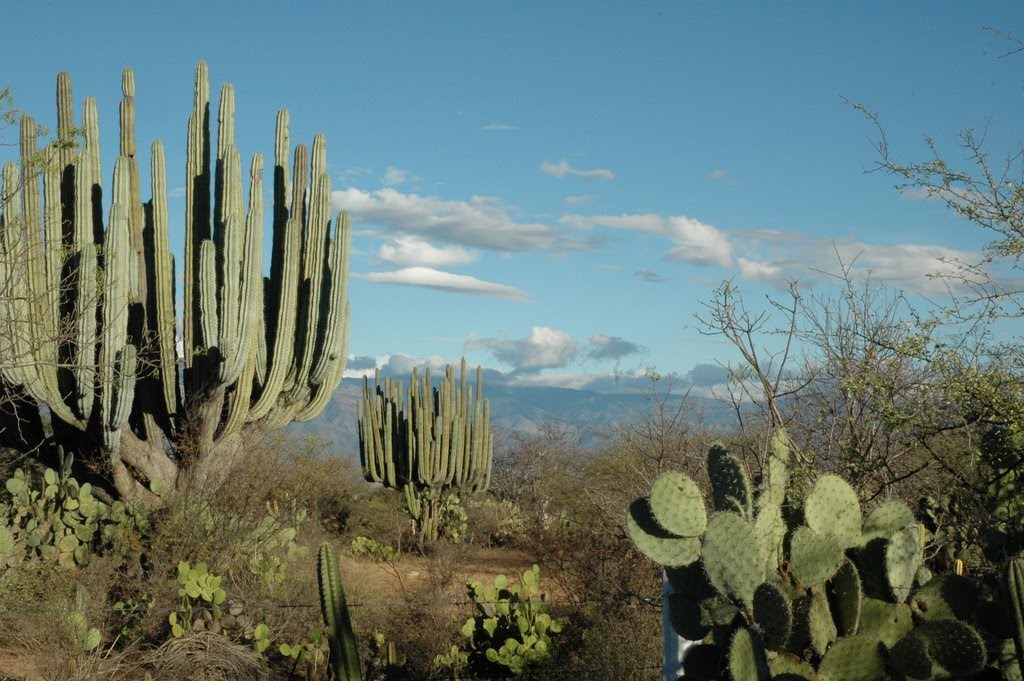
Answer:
286, 376, 740, 456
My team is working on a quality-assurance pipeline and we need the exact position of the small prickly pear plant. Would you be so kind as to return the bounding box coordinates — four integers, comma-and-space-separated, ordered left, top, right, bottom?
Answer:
436, 564, 564, 677
628, 429, 1019, 680
1, 448, 106, 567
168, 560, 227, 637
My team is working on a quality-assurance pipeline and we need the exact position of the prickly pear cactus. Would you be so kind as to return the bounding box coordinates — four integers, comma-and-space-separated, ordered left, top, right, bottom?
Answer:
628, 430, 1012, 680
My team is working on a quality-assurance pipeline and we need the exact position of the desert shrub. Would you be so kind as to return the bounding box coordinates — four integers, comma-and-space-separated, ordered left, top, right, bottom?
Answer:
463, 496, 528, 547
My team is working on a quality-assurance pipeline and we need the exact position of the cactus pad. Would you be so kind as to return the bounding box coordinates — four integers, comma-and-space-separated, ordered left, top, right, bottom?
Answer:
804, 474, 861, 548
890, 619, 986, 679
708, 445, 752, 517
648, 472, 706, 537
769, 654, 816, 681
702, 512, 765, 605
753, 581, 791, 650
761, 428, 790, 509
817, 635, 886, 681
861, 500, 915, 542
727, 627, 770, 681
858, 597, 914, 648
626, 499, 701, 567
668, 592, 713, 641
754, 501, 786, 570
885, 524, 921, 603
828, 557, 862, 636
790, 525, 845, 587
910, 574, 979, 623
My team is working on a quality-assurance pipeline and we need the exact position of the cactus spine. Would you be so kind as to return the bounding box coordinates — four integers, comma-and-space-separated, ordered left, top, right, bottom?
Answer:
358, 358, 492, 541
0, 63, 351, 503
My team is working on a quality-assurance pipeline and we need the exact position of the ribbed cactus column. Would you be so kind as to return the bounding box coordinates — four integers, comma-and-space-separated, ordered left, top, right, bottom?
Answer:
0, 63, 352, 504
358, 358, 493, 541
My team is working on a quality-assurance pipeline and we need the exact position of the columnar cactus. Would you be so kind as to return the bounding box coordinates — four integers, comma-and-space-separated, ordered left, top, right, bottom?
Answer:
629, 430, 1017, 680
0, 63, 351, 503
358, 358, 492, 541
317, 543, 362, 681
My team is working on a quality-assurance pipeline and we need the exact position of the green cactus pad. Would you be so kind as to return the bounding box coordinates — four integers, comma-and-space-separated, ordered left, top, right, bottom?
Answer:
708, 445, 752, 517
910, 574, 979, 622
807, 584, 838, 656
858, 598, 914, 648
804, 474, 861, 548
727, 627, 770, 681
885, 524, 921, 603
626, 498, 701, 567
861, 500, 915, 542
702, 512, 765, 605
760, 428, 790, 509
828, 557, 862, 636
790, 525, 845, 587
817, 635, 886, 681
769, 653, 816, 681
648, 472, 707, 537
753, 501, 786, 569
891, 619, 986, 679
753, 581, 791, 650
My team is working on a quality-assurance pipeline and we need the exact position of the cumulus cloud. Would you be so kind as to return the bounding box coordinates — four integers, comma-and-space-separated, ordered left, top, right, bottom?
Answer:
568, 213, 733, 268
483, 123, 518, 131
587, 335, 645, 361
377, 236, 477, 267
466, 326, 578, 372
540, 160, 615, 181
334, 188, 586, 252
357, 267, 529, 301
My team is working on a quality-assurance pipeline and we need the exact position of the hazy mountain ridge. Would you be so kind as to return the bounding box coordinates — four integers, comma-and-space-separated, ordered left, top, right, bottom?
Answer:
286, 376, 741, 456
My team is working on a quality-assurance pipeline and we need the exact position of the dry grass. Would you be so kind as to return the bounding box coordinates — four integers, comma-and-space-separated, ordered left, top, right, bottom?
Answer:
143, 631, 269, 680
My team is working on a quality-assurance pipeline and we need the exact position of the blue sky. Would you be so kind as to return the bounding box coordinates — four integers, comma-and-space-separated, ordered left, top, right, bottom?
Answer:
2, 1, 1022, 393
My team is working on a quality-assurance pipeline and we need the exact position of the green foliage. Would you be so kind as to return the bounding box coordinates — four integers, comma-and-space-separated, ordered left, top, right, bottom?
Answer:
436, 565, 564, 677
350, 535, 400, 563
168, 560, 227, 637
629, 430, 1011, 680
0, 449, 149, 569
66, 584, 101, 654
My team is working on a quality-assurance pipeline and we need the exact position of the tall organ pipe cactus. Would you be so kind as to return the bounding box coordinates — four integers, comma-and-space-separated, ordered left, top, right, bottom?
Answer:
0, 63, 351, 504
358, 358, 492, 541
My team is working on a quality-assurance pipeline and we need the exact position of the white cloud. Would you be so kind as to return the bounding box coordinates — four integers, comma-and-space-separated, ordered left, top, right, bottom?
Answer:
169, 187, 185, 198
706, 169, 729, 181
377, 236, 477, 267
466, 326, 578, 372
357, 266, 529, 301
382, 167, 409, 186
567, 213, 733, 268
334, 188, 586, 252
539, 160, 615, 181
737, 258, 783, 282
483, 123, 518, 131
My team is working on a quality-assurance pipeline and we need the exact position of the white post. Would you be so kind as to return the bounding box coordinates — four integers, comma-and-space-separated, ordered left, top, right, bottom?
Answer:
663, 571, 695, 680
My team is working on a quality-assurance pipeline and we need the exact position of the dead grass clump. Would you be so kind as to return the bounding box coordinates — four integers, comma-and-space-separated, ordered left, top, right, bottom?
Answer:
145, 631, 269, 680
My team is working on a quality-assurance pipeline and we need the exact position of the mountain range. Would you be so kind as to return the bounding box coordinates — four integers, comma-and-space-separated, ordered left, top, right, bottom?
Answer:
286, 372, 741, 457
